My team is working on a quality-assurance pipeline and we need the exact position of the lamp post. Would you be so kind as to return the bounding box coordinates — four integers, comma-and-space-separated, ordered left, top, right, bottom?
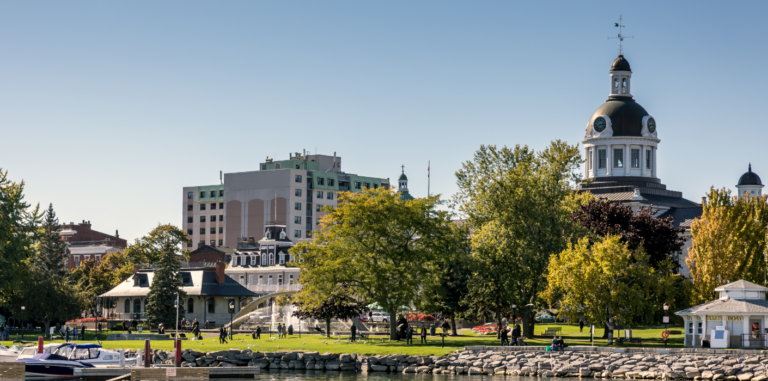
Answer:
663, 303, 669, 349
228, 300, 235, 340
20, 306, 25, 340
175, 294, 179, 338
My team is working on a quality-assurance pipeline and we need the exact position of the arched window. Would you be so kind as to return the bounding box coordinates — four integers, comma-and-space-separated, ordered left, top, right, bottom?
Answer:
188, 298, 194, 313
207, 299, 215, 313
269, 253, 274, 265
622, 78, 627, 93
134, 299, 141, 313
279, 252, 285, 265
614, 78, 619, 92
125, 299, 131, 313
261, 254, 267, 266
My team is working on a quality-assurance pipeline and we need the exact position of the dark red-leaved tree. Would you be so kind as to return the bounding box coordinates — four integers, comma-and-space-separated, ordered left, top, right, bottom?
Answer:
292, 294, 369, 338
571, 199, 686, 270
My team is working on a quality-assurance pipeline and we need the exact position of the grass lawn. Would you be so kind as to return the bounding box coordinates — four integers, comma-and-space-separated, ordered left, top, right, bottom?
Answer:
0, 323, 685, 357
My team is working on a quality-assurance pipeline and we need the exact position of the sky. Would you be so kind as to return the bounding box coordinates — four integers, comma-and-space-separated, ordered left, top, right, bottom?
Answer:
2, 1, 767, 242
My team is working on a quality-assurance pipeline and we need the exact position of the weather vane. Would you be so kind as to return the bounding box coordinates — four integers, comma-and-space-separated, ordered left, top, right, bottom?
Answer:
608, 15, 633, 55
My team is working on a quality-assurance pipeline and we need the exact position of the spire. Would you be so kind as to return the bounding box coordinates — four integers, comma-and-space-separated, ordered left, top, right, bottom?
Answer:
749, 163, 752, 172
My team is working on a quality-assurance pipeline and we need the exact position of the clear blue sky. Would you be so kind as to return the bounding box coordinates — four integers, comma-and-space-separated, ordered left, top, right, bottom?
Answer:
2, 1, 766, 242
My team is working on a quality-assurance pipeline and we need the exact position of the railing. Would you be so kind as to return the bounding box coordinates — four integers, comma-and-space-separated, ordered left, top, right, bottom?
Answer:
109, 313, 148, 321
742, 334, 768, 348
245, 284, 303, 293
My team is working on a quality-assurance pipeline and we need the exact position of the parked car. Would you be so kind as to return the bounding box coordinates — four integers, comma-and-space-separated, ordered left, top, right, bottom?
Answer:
370, 312, 390, 322
535, 314, 556, 323
358, 316, 368, 322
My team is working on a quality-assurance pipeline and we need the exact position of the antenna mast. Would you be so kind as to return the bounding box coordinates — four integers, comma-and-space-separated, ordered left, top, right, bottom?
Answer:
609, 15, 634, 55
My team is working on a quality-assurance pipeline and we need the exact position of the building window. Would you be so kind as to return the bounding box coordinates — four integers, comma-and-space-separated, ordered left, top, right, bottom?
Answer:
208, 191, 214, 197
188, 192, 194, 199
289, 274, 294, 284
294, 203, 301, 210
268, 275, 273, 285
218, 227, 223, 234
187, 205, 193, 211
294, 216, 301, 224
207, 299, 215, 313
250, 256, 256, 265
239, 275, 245, 285
278, 274, 283, 285
327, 192, 333, 200
210, 228, 215, 234
328, 179, 335, 186
211, 203, 216, 210
134, 299, 141, 313
200, 228, 205, 234
188, 298, 194, 313
269, 254, 275, 265
279, 254, 285, 265
631, 149, 640, 168
258, 275, 263, 285
125, 299, 130, 313
364, 182, 370, 188
294, 230, 301, 238
318, 177, 325, 186
218, 239, 223, 246
187, 217, 193, 223
200, 204, 206, 211
317, 219, 321, 225
187, 242, 192, 247
242, 256, 248, 266
261, 254, 267, 266
613, 149, 624, 168
587, 150, 593, 171
187, 229, 192, 235
211, 215, 216, 222
354, 182, 361, 189
219, 214, 223, 221
200, 191, 205, 199
219, 190, 224, 197
295, 189, 302, 197
295, 175, 302, 183
316, 191, 323, 198
316, 204, 321, 212
75, 256, 80, 267
306, 230, 312, 238
210, 240, 215, 246
200, 216, 206, 222
646, 150, 652, 169
598, 149, 606, 169
219, 202, 223, 209
248, 275, 254, 285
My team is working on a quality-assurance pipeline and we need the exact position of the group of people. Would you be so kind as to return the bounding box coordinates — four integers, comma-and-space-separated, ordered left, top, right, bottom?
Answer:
56, 323, 87, 341
218, 326, 230, 344
499, 324, 526, 346
551, 336, 567, 352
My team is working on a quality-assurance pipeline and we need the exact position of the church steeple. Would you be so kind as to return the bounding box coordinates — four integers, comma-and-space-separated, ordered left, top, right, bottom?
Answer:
398, 165, 414, 201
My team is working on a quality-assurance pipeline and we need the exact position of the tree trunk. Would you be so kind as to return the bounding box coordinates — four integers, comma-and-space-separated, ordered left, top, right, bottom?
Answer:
521, 311, 531, 339
601, 322, 609, 339
388, 309, 398, 341
450, 314, 457, 336
43, 321, 50, 342
325, 318, 331, 338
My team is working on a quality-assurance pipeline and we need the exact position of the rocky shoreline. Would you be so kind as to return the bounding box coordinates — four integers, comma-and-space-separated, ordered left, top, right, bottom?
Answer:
137, 346, 768, 379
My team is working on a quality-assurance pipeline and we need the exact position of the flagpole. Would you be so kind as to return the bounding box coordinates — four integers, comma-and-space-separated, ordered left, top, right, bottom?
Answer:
428, 161, 430, 197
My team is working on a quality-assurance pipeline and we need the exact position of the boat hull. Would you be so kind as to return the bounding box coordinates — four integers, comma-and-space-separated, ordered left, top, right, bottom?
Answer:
24, 364, 82, 379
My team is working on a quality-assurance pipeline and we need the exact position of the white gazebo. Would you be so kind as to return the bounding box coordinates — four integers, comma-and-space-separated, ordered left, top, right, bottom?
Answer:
676, 280, 768, 348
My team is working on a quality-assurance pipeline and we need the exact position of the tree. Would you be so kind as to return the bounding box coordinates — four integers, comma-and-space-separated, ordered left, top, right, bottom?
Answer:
418, 222, 472, 336
544, 235, 658, 337
453, 141, 591, 337
142, 225, 190, 328
687, 187, 768, 302
571, 199, 686, 270
0, 168, 41, 305
292, 289, 368, 338
16, 204, 82, 336
125, 224, 191, 264
292, 186, 453, 340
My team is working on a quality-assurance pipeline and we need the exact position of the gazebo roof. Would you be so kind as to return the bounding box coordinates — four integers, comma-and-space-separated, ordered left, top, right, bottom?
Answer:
675, 298, 768, 316
714, 280, 768, 292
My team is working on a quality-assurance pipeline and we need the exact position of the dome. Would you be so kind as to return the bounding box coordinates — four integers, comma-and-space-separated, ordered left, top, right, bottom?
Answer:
738, 164, 763, 186
591, 99, 649, 136
611, 55, 631, 72
398, 173, 408, 181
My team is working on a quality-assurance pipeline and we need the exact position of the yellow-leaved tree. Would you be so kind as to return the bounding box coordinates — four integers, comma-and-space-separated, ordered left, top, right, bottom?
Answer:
687, 187, 768, 302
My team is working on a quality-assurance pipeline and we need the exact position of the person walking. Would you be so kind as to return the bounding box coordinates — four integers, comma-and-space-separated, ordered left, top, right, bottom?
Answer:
579, 318, 584, 333
121, 320, 127, 331
420, 325, 427, 344
500, 326, 509, 346
81, 324, 86, 340
511, 325, 520, 346
255, 326, 261, 339
406, 325, 413, 345
277, 323, 283, 339
350, 323, 357, 342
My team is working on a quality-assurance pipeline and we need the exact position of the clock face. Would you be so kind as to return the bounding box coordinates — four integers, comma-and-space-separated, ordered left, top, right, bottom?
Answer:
647, 118, 656, 133
593, 117, 606, 133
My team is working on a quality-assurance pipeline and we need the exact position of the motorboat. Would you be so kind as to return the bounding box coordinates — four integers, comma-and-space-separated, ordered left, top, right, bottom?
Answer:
16, 342, 135, 378
0, 344, 25, 361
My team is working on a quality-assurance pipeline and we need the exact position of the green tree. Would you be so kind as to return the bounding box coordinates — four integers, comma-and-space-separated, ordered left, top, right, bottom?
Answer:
143, 225, 190, 328
125, 224, 191, 264
292, 289, 368, 338
292, 187, 452, 340
453, 142, 590, 337
544, 235, 658, 338
0, 169, 41, 305
418, 222, 472, 336
687, 187, 768, 302
33, 204, 68, 276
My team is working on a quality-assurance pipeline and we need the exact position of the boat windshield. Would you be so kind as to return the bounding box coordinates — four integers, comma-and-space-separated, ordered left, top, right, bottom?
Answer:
53, 346, 74, 357
9, 345, 24, 351
71, 348, 99, 360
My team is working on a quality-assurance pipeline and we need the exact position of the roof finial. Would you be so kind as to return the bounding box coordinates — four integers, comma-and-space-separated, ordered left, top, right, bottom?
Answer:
749, 163, 752, 172
401, 164, 404, 173
609, 15, 634, 55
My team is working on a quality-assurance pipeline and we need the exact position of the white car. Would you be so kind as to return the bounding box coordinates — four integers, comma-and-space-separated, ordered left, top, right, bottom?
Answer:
370, 312, 390, 322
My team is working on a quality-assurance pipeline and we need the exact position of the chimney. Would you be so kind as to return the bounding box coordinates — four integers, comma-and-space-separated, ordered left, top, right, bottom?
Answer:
133, 264, 141, 274
702, 197, 707, 206
115, 230, 119, 238
215, 260, 226, 285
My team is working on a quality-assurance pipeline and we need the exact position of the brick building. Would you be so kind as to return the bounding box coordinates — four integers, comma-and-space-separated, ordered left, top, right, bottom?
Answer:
61, 220, 127, 269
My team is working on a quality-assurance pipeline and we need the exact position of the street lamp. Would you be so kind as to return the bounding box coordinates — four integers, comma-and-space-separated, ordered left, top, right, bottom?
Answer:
511, 304, 517, 323
228, 300, 235, 340
20, 306, 25, 340
663, 303, 670, 349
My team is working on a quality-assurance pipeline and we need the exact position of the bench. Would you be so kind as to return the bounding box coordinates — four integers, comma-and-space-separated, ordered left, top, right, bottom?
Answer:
616, 337, 642, 345
541, 328, 562, 336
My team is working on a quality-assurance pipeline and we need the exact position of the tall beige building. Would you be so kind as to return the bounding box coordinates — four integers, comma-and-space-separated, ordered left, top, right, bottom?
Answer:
183, 151, 390, 249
